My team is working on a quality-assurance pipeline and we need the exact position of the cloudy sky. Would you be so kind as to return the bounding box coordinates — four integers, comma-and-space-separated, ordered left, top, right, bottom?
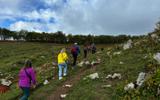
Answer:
0, 0, 160, 35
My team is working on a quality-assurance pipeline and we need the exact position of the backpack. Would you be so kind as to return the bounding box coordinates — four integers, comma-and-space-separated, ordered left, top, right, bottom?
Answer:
71, 47, 77, 53
24, 68, 32, 84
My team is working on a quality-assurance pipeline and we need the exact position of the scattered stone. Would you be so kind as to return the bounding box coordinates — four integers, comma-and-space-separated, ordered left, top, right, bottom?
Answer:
113, 51, 121, 55
123, 39, 133, 50
106, 73, 121, 79
157, 84, 160, 96
107, 51, 111, 56
1, 79, 12, 86
91, 61, 100, 66
91, 61, 96, 65
40, 56, 45, 59
112, 73, 121, 79
77, 61, 84, 67
43, 80, 49, 85
83, 77, 87, 80
136, 72, 146, 87
87, 73, 99, 80
63, 84, 72, 88
85, 61, 90, 65
151, 34, 159, 40
120, 61, 124, 64
154, 53, 160, 64
97, 58, 101, 62
124, 82, 135, 91
60, 94, 67, 99
106, 74, 112, 79
96, 51, 101, 54
124, 72, 146, 91
134, 41, 141, 46
143, 55, 148, 59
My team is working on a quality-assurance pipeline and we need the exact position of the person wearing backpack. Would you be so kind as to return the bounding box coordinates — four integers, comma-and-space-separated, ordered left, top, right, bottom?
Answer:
71, 43, 80, 67
18, 59, 36, 100
58, 48, 68, 80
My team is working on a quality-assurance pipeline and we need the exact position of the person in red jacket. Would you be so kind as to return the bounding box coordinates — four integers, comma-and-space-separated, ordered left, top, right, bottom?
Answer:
71, 43, 80, 67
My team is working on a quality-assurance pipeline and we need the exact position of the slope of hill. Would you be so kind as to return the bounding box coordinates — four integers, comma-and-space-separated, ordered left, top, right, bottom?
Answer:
64, 30, 160, 100
0, 30, 160, 100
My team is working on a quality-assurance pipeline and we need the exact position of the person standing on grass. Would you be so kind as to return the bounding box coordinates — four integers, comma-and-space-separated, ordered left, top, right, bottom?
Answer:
91, 43, 96, 54
58, 48, 68, 80
83, 43, 88, 59
71, 43, 80, 67
18, 59, 36, 100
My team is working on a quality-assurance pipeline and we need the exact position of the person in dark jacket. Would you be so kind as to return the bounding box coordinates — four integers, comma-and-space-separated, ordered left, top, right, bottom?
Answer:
83, 44, 88, 59
91, 43, 96, 54
71, 43, 80, 67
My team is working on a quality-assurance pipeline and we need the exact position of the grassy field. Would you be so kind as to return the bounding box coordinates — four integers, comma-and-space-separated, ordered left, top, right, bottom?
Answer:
1, 33, 160, 100
0, 42, 112, 100
0, 42, 63, 99
65, 34, 160, 100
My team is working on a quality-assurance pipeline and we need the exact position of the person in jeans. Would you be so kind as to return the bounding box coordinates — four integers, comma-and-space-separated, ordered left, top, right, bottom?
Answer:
58, 48, 68, 80
18, 60, 36, 100
71, 43, 80, 67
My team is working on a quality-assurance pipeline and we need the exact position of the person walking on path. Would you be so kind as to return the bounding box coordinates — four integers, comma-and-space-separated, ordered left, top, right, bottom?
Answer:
58, 48, 69, 80
18, 59, 36, 100
83, 44, 88, 59
71, 43, 80, 67
91, 43, 96, 54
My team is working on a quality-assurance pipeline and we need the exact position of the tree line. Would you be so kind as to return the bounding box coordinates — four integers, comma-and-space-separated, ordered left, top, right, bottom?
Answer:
0, 27, 144, 44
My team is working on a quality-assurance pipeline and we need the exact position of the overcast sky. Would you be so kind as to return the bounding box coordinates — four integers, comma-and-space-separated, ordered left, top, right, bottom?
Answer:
0, 0, 160, 35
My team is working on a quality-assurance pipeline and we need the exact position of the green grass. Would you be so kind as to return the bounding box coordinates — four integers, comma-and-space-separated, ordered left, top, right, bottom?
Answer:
65, 39, 160, 100
1, 37, 160, 100
0, 42, 63, 100
0, 42, 111, 100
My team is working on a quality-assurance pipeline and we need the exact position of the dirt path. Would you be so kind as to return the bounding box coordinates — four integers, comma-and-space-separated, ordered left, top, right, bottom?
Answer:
47, 66, 97, 100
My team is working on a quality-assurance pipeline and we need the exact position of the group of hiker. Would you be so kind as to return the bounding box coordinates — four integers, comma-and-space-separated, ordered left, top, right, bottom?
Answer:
18, 43, 96, 100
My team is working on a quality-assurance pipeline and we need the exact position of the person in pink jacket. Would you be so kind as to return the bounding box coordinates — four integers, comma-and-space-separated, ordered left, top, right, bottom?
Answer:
18, 59, 36, 100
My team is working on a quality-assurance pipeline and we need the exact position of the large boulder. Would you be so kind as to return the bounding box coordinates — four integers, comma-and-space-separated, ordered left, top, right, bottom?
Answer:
123, 39, 133, 50
154, 53, 160, 64
136, 72, 146, 87
124, 82, 135, 91
1, 79, 12, 86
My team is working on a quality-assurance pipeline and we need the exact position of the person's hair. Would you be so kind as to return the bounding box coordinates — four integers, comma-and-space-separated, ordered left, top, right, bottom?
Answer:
24, 59, 32, 68
60, 48, 66, 53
